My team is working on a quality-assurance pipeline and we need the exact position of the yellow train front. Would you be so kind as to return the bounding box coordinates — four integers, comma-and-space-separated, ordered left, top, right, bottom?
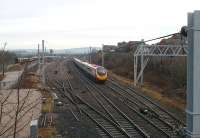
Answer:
73, 58, 108, 82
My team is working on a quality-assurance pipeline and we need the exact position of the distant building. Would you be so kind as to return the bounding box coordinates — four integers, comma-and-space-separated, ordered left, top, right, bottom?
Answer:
117, 41, 128, 52
103, 45, 117, 52
157, 34, 187, 45
117, 41, 142, 52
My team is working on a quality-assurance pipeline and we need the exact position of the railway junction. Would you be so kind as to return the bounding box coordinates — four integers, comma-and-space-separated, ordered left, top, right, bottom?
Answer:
41, 59, 185, 138
35, 11, 200, 138
0, 10, 200, 138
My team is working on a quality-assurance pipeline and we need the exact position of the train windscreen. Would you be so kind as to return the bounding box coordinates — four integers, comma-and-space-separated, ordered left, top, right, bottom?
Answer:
97, 67, 107, 76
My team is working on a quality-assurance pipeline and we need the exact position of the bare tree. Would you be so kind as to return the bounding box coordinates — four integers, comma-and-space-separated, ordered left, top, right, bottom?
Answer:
0, 42, 7, 76
0, 64, 41, 138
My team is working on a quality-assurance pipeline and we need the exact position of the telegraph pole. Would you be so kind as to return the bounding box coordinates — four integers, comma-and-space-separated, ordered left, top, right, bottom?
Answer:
89, 46, 92, 64
45, 46, 47, 57
102, 44, 104, 67
186, 11, 200, 138
41, 40, 45, 85
38, 44, 40, 73
38, 44, 40, 64
42, 40, 44, 65
2, 42, 7, 76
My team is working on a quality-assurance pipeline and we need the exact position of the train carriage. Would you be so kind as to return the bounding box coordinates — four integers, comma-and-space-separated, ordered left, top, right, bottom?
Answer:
73, 58, 107, 82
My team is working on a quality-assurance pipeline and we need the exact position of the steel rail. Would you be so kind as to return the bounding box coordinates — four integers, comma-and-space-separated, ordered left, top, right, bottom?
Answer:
51, 82, 81, 121
50, 77, 122, 137
76, 95, 134, 138
72, 62, 150, 138
46, 76, 81, 121
104, 84, 174, 137
81, 109, 113, 138
78, 77, 133, 137
108, 79, 185, 126
67, 63, 136, 137
105, 83, 176, 135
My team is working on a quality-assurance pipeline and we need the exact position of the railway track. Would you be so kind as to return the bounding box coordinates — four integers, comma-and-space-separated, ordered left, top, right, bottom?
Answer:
50, 61, 151, 137
92, 80, 183, 137
106, 80, 185, 129
45, 69, 118, 137
77, 82, 149, 138
77, 95, 134, 138
70, 61, 174, 138
40, 113, 53, 128
70, 60, 185, 138
44, 60, 185, 138
48, 75, 134, 137
100, 81, 183, 137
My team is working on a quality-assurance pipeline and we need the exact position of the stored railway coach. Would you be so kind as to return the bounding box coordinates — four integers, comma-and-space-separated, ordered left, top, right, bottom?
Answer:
16, 57, 38, 64
73, 58, 107, 82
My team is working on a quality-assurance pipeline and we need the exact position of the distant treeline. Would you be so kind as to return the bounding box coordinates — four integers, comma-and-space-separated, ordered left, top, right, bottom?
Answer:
0, 50, 18, 71
91, 51, 186, 89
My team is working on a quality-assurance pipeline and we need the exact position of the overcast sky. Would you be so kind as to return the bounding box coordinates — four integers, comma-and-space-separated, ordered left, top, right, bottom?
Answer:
0, 0, 199, 49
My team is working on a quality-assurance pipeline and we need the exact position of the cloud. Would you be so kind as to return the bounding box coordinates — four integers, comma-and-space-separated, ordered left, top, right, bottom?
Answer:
0, 0, 199, 49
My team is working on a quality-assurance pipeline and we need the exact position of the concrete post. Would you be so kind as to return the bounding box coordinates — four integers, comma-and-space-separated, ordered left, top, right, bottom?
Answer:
186, 11, 200, 138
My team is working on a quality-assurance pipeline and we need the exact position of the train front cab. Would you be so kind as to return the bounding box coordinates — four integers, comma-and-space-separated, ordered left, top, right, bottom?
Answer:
95, 66, 107, 83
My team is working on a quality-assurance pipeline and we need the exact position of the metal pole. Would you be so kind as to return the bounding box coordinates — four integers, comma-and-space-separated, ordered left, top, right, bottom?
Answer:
38, 44, 40, 73
186, 11, 200, 138
38, 44, 40, 64
140, 39, 144, 85
134, 56, 138, 86
42, 40, 44, 65
88, 47, 90, 63
45, 46, 46, 57
102, 44, 104, 67
89, 46, 92, 64
42, 40, 45, 85
2, 64, 4, 76
134, 56, 136, 86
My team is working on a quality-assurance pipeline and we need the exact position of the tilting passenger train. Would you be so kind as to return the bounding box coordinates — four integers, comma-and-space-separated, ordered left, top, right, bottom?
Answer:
73, 58, 107, 82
